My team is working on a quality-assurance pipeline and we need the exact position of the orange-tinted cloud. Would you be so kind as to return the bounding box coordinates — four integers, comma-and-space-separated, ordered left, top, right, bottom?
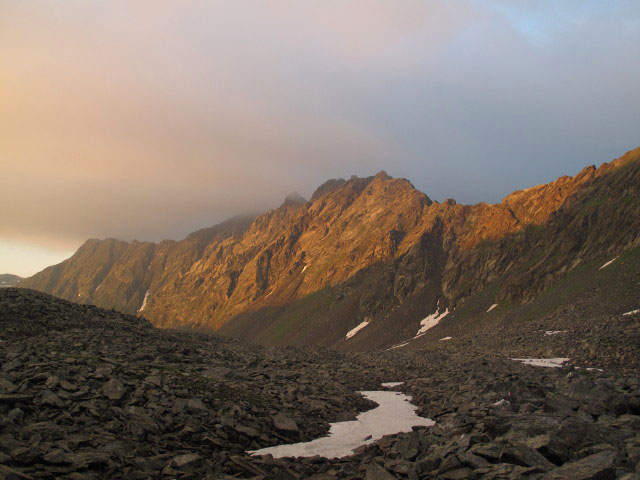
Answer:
1, 0, 639, 271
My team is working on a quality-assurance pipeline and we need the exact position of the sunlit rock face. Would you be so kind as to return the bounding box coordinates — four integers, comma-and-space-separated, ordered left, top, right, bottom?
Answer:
19, 148, 640, 348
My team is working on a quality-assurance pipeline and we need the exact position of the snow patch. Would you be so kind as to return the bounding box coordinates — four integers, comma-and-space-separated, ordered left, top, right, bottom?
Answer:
511, 358, 570, 368
599, 257, 619, 270
388, 342, 409, 350
138, 290, 150, 312
381, 382, 404, 388
493, 399, 510, 407
346, 320, 370, 339
415, 308, 449, 337
544, 330, 567, 336
439, 336, 452, 341
95, 283, 102, 292
623, 309, 639, 316
301, 265, 308, 273
249, 391, 434, 459
487, 303, 498, 312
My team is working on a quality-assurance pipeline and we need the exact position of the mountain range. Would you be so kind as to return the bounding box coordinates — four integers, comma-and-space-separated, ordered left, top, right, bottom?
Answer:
0, 274, 23, 288
18, 147, 640, 351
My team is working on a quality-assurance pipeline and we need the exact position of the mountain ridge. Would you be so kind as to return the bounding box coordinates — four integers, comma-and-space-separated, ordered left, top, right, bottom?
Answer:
0, 273, 23, 287
19, 147, 640, 349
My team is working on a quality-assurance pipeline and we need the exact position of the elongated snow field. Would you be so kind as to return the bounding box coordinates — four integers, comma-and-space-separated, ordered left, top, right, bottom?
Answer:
249, 391, 434, 459
138, 290, 150, 312
599, 257, 619, 270
511, 358, 570, 368
381, 382, 404, 388
345, 320, 369, 339
415, 308, 449, 337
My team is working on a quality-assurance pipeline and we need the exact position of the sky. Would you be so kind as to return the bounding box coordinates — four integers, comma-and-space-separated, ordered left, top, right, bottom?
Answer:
1, 0, 639, 277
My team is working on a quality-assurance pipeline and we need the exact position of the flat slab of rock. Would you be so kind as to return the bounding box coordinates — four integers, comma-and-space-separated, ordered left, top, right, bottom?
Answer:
542, 450, 617, 480
171, 453, 201, 468
365, 462, 396, 480
0, 394, 32, 403
272, 412, 299, 433
101, 378, 126, 400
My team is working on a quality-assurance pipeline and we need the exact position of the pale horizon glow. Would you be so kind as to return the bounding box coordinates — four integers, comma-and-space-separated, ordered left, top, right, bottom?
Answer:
1, 1, 639, 277
0, 240, 76, 278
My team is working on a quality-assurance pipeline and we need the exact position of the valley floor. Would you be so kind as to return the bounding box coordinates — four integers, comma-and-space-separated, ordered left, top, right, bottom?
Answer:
1, 288, 639, 479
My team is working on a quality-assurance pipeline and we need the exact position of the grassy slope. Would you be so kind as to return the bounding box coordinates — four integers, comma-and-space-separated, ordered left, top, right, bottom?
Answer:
409, 245, 640, 349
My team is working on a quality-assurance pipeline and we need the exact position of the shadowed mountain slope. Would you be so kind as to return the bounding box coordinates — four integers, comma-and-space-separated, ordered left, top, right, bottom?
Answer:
20, 148, 640, 350
0, 274, 23, 287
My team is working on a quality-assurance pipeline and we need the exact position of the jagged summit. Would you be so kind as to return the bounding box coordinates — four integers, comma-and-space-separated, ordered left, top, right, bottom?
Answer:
282, 192, 307, 206
18, 147, 640, 349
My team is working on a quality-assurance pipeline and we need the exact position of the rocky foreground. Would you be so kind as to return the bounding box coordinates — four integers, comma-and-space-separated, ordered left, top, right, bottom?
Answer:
1, 288, 639, 479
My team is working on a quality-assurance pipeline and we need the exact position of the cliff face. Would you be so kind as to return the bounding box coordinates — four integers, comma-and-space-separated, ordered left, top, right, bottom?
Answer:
20, 148, 640, 346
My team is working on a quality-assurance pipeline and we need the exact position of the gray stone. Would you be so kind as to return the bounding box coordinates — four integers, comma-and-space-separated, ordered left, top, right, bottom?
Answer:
171, 453, 201, 468
365, 462, 396, 480
272, 412, 299, 433
41, 390, 65, 408
185, 398, 207, 412
0, 378, 17, 394
101, 378, 126, 400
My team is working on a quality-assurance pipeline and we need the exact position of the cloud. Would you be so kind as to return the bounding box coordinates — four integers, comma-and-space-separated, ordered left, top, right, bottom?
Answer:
0, 0, 639, 268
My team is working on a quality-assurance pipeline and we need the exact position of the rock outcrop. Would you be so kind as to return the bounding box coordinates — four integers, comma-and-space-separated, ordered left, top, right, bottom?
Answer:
19, 148, 640, 348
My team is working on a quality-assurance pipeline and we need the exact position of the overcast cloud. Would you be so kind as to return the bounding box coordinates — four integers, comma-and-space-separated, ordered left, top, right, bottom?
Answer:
1, 0, 639, 275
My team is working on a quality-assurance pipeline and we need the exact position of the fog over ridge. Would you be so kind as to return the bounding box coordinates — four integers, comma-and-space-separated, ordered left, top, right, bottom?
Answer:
1, 0, 639, 275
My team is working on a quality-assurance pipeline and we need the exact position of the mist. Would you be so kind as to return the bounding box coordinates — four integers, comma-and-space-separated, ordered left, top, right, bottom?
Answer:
1, 1, 639, 275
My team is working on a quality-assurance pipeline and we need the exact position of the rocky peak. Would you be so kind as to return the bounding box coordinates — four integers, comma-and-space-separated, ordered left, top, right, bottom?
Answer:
19, 147, 640, 337
282, 192, 307, 207
373, 170, 391, 180
310, 178, 347, 201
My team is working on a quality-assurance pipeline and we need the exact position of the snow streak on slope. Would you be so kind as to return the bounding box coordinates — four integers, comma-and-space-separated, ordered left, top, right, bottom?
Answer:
387, 341, 409, 350
599, 257, 619, 270
346, 320, 369, 339
415, 308, 449, 337
381, 382, 404, 388
511, 358, 570, 368
138, 290, 150, 312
